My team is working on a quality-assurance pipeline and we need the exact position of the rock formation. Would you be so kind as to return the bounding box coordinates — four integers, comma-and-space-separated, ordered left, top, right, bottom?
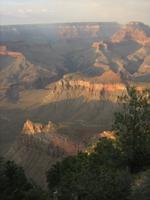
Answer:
0, 21, 150, 188
0, 46, 55, 100
112, 22, 150, 46
22, 120, 57, 135
0, 45, 23, 59
6, 120, 83, 187
58, 23, 120, 39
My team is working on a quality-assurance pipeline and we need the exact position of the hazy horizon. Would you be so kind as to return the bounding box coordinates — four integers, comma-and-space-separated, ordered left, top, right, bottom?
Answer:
0, 0, 150, 26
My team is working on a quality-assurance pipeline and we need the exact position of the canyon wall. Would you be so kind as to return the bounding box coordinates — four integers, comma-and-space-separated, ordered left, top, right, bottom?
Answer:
44, 77, 127, 103
6, 120, 83, 187
112, 22, 150, 46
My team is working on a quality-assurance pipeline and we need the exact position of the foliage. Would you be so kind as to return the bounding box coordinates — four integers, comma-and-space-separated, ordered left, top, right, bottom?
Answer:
47, 140, 131, 200
1, 87, 150, 200
89, 138, 126, 169
47, 86, 150, 200
114, 87, 150, 172
0, 157, 48, 200
130, 169, 150, 200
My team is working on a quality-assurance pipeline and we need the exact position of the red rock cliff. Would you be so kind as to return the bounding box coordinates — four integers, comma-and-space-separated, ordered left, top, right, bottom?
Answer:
111, 22, 150, 46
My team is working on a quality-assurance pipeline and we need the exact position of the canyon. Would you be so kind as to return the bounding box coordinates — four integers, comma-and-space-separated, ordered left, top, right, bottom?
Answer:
0, 21, 150, 186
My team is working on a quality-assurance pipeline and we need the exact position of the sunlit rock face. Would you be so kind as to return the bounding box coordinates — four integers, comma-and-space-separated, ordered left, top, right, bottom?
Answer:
1, 21, 150, 188
85, 131, 116, 155
0, 45, 24, 58
22, 120, 57, 135
44, 74, 126, 104
99, 131, 116, 140
112, 22, 150, 46
21, 120, 80, 155
6, 120, 83, 187
7, 119, 117, 186
58, 23, 120, 40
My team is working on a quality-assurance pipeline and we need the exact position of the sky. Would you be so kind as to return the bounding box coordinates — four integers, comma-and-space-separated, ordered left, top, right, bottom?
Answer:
0, 0, 150, 25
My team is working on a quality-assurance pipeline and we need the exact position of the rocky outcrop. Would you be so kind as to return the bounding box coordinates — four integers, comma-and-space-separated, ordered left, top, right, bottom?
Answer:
44, 75, 126, 104
58, 23, 120, 39
6, 120, 83, 187
22, 120, 57, 135
99, 131, 116, 140
0, 45, 24, 59
112, 22, 150, 45
85, 131, 116, 155
21, 120, 80, 155
92, 41, 109, 52
59, 24, 101, 39
0, 46, 55, 100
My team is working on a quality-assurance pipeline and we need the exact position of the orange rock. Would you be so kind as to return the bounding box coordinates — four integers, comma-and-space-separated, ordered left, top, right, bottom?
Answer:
112, 24, 150, 45
100, 131, 116, 140
0, 45, 23, 59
